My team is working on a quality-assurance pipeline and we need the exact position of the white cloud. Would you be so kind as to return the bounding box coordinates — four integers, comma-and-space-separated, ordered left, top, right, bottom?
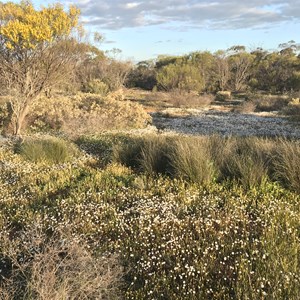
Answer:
65, 0, 300, 30
124, 2, 141, 9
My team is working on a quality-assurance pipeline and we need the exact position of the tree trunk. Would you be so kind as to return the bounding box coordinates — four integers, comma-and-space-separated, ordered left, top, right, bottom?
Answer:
13, 104, 29, 136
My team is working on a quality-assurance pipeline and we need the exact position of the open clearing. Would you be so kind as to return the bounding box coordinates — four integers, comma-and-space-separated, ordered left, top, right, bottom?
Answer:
150, 103, 300, 138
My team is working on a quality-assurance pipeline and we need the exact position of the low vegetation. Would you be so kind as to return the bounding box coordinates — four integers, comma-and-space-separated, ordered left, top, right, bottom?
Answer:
1, 134, 299, 299
0, 2, 299, 300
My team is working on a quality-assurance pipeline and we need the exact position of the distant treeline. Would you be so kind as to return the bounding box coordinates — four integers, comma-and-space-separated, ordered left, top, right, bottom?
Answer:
126, 42, 300, 94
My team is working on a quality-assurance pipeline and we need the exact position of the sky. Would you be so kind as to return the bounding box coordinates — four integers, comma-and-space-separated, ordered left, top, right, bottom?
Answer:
27, 0, 300, 61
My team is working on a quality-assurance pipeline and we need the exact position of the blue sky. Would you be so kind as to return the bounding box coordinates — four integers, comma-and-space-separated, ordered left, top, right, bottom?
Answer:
27, 0, 300, 61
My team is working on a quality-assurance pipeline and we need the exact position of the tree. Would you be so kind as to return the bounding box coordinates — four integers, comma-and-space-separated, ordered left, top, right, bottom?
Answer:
186, 51, 216, 92
213, 50, 230, 91
0, 1, 82, 135
156, 60, 204, 93
126, 60, 157, 90
228, 49, 254, 92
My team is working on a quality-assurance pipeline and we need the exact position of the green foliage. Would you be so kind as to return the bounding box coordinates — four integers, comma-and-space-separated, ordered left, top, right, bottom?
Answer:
83, 79, 110, 95
126, 60, 157, 90
0, 137, 300, 299
129, 44, 300, 95
15, 137, 77, 164
156, 63, 204, 92
169, 137, 215, 184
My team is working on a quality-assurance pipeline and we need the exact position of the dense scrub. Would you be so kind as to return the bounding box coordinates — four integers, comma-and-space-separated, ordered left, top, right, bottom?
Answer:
0, 134, 299, 299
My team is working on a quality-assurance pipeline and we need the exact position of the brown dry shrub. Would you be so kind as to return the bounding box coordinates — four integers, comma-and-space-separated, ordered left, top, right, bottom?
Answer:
29, 92, 151, 136
233, 100, 257, 113
167, 89, 213, 107
0, 224, 123, 300
247, 94, 289, 112
284, 98, 300, 119
215, 91, 231, 101
144, 89, 213, 108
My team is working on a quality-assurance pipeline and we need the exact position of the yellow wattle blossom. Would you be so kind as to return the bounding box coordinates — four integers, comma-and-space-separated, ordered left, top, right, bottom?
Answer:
0, 2, 80, 50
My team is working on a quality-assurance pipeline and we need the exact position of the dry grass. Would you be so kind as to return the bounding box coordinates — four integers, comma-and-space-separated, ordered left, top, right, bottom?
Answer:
246, 93, 289, 112
144, 90, 213, 109
233, 100, 257, 113
0, 224, 123, 300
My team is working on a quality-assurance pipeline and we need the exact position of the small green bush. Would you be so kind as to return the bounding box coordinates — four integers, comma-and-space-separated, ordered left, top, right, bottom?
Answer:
15, 137, 76, 164
83, 79, 110, 95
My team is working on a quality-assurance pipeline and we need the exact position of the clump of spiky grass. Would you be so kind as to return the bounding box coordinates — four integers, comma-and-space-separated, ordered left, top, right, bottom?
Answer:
168, 136, 215, 185
274, 138, 300, 193
139, 135, 171, 175
15, 136, 77, 164
208, 136, 274, 188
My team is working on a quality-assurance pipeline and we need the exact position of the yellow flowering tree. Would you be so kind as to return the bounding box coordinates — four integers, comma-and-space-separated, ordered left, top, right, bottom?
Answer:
0, 1, 82, 135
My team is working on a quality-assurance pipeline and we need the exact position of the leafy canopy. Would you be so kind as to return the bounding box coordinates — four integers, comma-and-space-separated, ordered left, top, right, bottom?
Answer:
0, 1, 80, 50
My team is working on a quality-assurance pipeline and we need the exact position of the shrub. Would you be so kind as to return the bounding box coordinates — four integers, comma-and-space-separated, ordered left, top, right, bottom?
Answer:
15, 136, 76, 164
83, 79, 110, 95
233, 100, 257, 113
246, 93, 289, 112
167, 89, 213, 108
29, 92, 151, 136
0, 224, 123, 300
215, 91, 231, 101
284, 98, 300, 119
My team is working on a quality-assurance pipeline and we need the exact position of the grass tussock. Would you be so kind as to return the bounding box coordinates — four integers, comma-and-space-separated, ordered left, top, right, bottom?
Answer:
15, 136, 77, 164
274, 138, 300, 192
77, 133, 300, 190
169, 136, 215, 184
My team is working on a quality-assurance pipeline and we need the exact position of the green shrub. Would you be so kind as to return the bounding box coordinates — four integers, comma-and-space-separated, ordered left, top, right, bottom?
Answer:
83, 79, 110, 95
15, 137, 76, 164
